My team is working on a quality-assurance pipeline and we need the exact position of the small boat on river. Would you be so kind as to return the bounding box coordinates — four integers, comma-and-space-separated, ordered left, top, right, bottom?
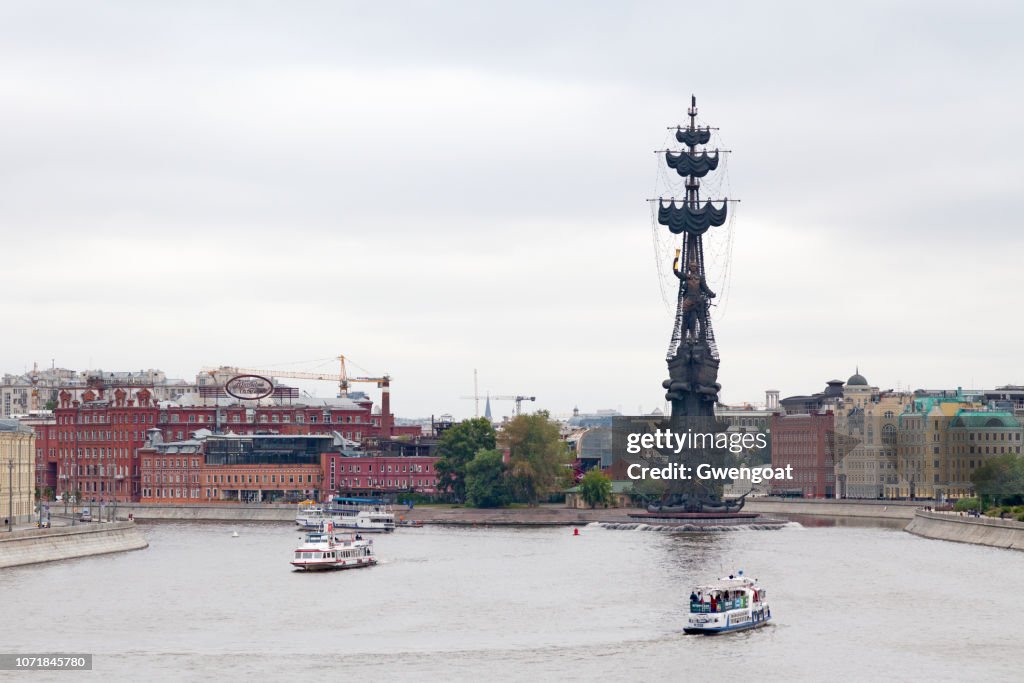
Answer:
290, 521, 377, 572
684, 572, 771, 634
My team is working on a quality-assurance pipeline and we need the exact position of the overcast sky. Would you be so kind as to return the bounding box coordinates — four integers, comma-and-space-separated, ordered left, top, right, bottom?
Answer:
2, 1, 1022, 419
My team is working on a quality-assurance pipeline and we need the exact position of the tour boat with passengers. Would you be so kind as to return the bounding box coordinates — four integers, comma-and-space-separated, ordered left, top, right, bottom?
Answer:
327, 497, 396, 533
684, 572, 771, 634
290, 521, 377, 571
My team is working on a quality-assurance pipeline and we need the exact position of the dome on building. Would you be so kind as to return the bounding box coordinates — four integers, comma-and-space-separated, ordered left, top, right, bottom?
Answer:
846, 369, 868, 386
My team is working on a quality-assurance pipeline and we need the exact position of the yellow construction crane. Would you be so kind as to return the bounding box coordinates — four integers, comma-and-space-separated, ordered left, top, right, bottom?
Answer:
201, 355, 390, 398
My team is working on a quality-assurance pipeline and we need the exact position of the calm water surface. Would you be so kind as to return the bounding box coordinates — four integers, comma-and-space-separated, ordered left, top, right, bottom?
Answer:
3, 519, 1023, 681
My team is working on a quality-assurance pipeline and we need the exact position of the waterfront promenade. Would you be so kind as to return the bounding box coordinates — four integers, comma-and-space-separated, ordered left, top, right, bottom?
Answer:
0, 521, 148, 568
906, 509, 1024, 551
744, 498, 919, 520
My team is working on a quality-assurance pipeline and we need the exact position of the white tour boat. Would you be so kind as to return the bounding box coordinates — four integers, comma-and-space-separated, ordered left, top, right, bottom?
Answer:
295, 501, 326, 530
290, 521, 377, 572
684, 572, 771, 634
327, 497, 396, 533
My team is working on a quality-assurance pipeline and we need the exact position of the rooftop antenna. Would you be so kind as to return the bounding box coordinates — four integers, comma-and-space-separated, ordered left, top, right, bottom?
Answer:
474, 369, 480, 418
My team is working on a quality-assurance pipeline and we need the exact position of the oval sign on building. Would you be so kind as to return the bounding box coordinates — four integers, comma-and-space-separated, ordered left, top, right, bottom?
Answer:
224, 374, 274, 400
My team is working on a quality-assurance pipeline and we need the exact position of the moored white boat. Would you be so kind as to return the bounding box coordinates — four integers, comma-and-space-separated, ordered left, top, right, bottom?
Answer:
290, 521, 377, 572
328, 497, 396, 533
684, 572, 771, 634
296, 501, 326, 530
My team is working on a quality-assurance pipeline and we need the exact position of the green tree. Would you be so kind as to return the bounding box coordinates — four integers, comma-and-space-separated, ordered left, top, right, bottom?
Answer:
579, 469, 613, 508
953, 497, 981, 512
465, 449, 511, 508
503, 411, 573, 505
971, 453, 1024, 507
630, 475, 668, 504
433, 418, 497, 502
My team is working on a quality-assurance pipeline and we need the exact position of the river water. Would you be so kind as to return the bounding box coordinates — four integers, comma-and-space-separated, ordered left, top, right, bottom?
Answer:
3, 518, 1022, 681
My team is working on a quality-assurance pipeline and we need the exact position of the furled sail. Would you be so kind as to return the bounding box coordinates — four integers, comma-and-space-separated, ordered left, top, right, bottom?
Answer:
657, 199, 729, 235
666, 149, 720, 178
675, 126, 712, 147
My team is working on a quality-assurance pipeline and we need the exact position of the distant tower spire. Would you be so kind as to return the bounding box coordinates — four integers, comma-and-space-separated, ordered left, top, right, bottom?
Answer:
484, 394, 492, 422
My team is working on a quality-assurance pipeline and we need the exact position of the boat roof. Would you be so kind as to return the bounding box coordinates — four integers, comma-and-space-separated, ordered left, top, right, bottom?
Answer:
692, 577, 758, 591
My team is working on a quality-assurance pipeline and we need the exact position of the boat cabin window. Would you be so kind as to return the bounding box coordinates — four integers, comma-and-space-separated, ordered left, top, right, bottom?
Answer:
689, 587, 751, 613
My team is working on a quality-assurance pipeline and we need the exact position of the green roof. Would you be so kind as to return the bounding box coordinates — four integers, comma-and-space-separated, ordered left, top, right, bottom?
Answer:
949, 411, 1021, 429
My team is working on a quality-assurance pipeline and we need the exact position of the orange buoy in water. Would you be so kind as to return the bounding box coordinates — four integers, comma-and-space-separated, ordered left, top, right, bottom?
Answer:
573, 528, 579, 536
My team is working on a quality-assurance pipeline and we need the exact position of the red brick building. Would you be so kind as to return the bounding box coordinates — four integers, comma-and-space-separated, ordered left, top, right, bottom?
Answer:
138, 436, 439, 504
41, 385, 421, 504
769, 411, 835, 498
324, 453, 438, 497
140, 444, 324, 503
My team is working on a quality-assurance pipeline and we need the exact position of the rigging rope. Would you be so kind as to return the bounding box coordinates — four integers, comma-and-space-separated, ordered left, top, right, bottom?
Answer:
649, 119, 737, 323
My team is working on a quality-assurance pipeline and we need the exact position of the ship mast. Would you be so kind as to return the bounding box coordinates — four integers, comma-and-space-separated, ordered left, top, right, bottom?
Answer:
655, 95, 733, 417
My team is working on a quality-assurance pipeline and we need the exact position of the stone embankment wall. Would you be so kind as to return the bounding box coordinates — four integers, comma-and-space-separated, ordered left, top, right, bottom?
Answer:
118, 500, 922, 524
117, 503, 296, 522
0, 522, 148, 569
744, 498, 919, 520
905, 510, 1024, 551
116, 503, 630, 525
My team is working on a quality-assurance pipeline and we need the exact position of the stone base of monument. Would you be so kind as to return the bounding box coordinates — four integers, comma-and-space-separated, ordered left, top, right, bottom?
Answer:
624, 512, 789, 529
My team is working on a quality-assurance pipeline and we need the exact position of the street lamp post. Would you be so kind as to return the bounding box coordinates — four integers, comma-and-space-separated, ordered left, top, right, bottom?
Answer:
7, 459, 13, 532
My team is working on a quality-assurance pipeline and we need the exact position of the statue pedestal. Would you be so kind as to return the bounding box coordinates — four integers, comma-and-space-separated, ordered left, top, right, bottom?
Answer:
629, 511, 760, 520
626, 511, 789, 529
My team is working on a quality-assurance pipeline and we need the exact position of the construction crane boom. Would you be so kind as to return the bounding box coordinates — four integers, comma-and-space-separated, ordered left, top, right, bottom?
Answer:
201, 355, 389, 398
460, 393, 536, 416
